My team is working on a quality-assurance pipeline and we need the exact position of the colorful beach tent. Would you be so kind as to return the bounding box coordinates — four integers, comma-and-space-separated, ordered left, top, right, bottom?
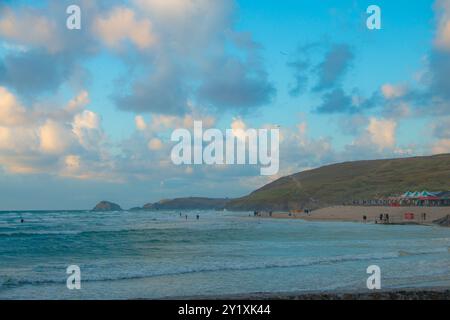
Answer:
401, 191, 437, 198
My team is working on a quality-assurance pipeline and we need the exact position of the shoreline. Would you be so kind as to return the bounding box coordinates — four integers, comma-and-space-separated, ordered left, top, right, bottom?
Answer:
252, 206, 450, 226
163, 287, 450, 300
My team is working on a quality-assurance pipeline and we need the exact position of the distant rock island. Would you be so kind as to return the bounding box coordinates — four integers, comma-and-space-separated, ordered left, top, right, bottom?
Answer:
92, 201, 122, 212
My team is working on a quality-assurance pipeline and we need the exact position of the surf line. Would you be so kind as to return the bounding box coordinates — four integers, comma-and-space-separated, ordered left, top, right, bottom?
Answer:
170, 121, 279, 176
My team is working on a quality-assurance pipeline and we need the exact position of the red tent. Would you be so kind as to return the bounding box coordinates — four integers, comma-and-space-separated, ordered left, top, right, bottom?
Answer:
404, 212, 415, 220
418, 196, 440, 200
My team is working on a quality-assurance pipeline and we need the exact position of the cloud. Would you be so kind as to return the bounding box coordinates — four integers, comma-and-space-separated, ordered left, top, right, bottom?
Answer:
0, 50, 73, 96
65, 155, 81, 171
135, 116, 147, 131
287, 42, 353, 97
72, 110, 104, 151
366, 118, 397, 150
197, 56, 275, 110
276, 121, 336, 175
428, 51, 450, 101
338, 115, 370, 136
0, 1, 274, 115
0, 7, 60, 52
314, 44, 354, 91
0, 86, 28, 126
39, 120, 75, 154
287, 60, 309, 97
288, 42, 373, 114
94, 7, 156, 50
434, 0, 450, 51
133, 109, 216, 134
133, 0, 199, 19
113, 0, 274, 114
381, 84, 408, 99
0, 87, 114, 179
115, 60, 189, 115
66, 91, 90, 113
315, 88, 353, 114
432, 139, 450, 154
432, 117, 450, 139
0, 1, 109, 97
148, 138, 163, 151
132, 0, 235, 50
0, 126, 37, 153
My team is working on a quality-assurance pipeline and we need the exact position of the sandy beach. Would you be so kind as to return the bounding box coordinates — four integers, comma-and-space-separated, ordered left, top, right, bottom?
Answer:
257, 206, 450, 225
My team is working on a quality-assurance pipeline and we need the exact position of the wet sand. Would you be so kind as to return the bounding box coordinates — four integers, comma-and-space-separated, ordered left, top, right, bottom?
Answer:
256, 206, 450, 225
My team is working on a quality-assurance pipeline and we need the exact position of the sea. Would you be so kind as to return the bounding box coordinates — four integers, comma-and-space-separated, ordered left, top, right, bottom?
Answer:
0, 210, 449, 299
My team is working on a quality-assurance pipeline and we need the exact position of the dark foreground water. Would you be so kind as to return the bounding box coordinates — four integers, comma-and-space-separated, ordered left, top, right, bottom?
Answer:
0, 210, 449, 299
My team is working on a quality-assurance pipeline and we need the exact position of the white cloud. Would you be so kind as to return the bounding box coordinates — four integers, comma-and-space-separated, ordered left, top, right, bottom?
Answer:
367, 118, 397, 150
381, 84, 408, 99
135, 115, 147, 131
94, 7, 156, 50
66, 91, 90, 113
0, 86, 28, 126
39, 120, 74, 154
0, 88, 115, 180
72, 110, 104, 152
432, 139, 450, 154
73, 110, 100, 130
147, 114, 216, 133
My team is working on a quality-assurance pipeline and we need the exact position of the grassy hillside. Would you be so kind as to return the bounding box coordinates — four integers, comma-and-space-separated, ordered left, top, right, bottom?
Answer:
226, 154, 450, 211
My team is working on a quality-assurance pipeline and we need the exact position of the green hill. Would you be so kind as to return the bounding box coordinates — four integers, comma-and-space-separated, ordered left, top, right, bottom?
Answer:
226, 154, 450, 211
142, 197, 230, 210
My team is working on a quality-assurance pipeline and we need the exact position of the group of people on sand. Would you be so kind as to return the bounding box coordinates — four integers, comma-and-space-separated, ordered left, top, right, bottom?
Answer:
253, 211, 273, 217
362, 213, 390, 224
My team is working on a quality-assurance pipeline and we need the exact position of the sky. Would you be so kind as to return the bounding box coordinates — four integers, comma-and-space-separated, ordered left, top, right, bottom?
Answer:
0, 0, 450, 210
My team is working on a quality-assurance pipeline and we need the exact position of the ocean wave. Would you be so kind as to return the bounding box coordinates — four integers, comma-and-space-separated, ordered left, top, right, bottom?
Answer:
0, 250, 415, 289
0, 227, 179, 238
398, 247, 449, 257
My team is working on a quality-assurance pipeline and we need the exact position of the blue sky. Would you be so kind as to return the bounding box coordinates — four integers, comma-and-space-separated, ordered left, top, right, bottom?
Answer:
0, 0, 449, 210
